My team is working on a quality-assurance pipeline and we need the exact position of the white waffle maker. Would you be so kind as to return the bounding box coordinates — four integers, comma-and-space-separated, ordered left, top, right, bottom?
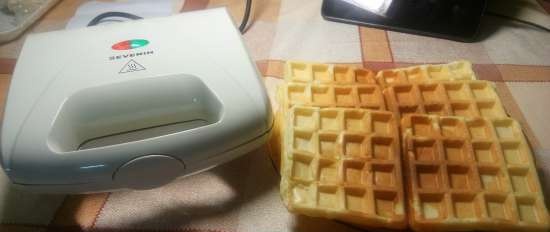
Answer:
0, 8, 272, 193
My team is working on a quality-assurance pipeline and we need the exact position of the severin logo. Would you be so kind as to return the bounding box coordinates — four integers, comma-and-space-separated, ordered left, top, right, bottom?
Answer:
109, 39, 154, 61
111, 39, 149, 50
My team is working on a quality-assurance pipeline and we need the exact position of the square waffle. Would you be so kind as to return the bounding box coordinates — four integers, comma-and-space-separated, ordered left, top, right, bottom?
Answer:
285, 61, 377, 85
271, 64, 387, 176
402, 114, 549, 231
376, 60, 476, 87
280, 106, 407, 229
384, 80, 507, 120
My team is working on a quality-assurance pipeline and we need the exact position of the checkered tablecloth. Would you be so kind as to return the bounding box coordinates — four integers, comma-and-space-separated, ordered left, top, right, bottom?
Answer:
1, 0, 549, 231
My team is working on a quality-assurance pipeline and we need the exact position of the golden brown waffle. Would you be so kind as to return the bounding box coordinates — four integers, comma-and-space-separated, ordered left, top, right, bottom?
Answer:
285, 61, 377, 84
280, 82, 386, 111
384, 80, 507, 120
280, 106, 406, 229
376, 60, 476, 87
402, 114, 549, 231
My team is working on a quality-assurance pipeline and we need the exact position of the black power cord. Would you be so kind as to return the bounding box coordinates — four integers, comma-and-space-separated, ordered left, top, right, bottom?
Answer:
485, 10, 550, 33
239, 0, 252, 33
87, 12, 143, 27
87, 0, 253, 34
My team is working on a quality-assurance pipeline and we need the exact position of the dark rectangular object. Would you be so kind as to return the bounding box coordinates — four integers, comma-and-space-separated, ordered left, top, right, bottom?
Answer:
322, 0, 487, 42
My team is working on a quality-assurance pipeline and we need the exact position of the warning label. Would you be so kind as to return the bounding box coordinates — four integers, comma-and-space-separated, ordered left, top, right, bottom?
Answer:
119, 59, 146, 73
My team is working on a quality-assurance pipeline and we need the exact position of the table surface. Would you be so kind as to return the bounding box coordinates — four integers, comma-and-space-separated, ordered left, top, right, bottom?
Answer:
1, 1, 549, 232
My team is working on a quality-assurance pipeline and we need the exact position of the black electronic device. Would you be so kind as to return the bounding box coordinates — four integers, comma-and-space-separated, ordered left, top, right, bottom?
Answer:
322, 0, 487, 42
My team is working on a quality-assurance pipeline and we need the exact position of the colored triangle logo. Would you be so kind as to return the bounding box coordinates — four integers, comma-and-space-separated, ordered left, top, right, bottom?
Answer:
119, 59, 146, 73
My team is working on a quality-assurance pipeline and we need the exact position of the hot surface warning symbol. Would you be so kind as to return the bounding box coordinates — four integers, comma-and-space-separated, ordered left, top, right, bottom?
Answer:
119, 59, 146, 73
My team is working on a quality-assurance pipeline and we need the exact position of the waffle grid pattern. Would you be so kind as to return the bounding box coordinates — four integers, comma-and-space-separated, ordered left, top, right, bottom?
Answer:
282, 82, 386, 111
384, 80, 507, 120
285, 60, 475, 88
376, 60, 476, 87
285, 62, 377, 85
278, 61, 548, 231
280, 106, 406, 229
402, 114, 549, 231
